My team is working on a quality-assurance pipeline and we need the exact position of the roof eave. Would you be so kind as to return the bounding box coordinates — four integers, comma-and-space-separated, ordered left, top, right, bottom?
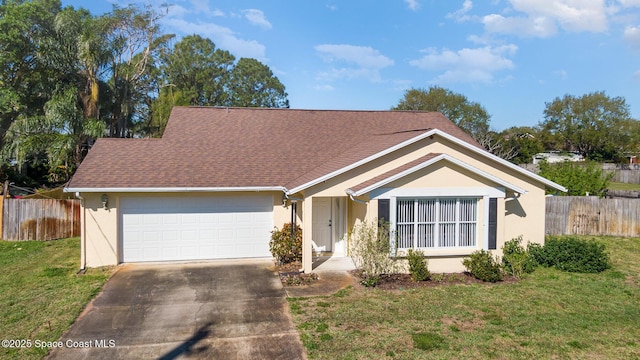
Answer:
347, 154, 528, 197
433, 130, 568, 192
64, 186, 288, 193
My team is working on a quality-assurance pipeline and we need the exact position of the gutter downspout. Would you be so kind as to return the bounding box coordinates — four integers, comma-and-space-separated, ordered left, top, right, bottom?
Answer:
348, 193, 368, 204
76, 192, 87, 272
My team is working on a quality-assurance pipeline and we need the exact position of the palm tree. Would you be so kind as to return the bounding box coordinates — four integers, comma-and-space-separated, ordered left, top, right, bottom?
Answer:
3, 86, 105, 183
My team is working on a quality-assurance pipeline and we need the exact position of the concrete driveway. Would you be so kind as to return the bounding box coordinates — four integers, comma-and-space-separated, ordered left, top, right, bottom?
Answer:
47, 259, 306, 360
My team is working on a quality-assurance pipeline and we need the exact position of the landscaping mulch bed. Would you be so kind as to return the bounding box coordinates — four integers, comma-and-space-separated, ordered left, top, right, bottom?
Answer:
350, 270, 520, 290
273, 261, 520, 289
273, 261, 320, 286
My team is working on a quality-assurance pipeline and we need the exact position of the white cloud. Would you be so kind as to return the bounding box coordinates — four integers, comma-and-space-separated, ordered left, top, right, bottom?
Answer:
163, 18, 267, 60
314, 84, 335, 91
447, 0, 473, 22
243, 9, 272, 29
314, 44, 394, 83
617, 0, 640, 7
409, 45, 517, 84
211, 9, 225, 17
405, 0, 419, 11
315, 44, 394, 69
554, 69, 568, 80
624, 25, 640, 48
163, 2, 224, 19
482, 0, 610, 37
634, 70, 640, 79
483, 13, 557, 37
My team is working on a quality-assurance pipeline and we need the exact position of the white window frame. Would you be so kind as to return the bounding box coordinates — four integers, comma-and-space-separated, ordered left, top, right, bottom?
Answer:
394, 197, 479, 250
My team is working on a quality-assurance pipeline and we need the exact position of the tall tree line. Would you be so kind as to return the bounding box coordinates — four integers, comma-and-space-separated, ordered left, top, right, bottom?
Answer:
0, 0, 289, 187
394, 87, 640, 165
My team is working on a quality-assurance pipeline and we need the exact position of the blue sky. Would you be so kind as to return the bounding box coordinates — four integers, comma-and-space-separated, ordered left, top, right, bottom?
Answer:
60, 0, 640, 130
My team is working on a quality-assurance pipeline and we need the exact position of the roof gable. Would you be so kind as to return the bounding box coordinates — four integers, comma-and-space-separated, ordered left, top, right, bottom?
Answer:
345, 153, 527, 197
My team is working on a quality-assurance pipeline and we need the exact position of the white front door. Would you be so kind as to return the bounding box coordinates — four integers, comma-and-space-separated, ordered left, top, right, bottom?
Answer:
312, 198, 332, 252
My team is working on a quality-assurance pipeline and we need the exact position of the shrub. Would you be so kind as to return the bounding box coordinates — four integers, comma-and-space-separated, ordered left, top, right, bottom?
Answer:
349, 220, 399, 287
462, 250, 503, 282
407, 249, 430, 281
536, 236, 611, 273
527, 242, 546, 265
269, 223, 302, 264
502, 236, 537, 278
538, 160, 613, 197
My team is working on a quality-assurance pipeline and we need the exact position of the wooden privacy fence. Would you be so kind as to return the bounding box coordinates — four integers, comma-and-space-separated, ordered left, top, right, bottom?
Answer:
611, 170, 640, 184
546, 196, 640, 237
1, 199, 81, 241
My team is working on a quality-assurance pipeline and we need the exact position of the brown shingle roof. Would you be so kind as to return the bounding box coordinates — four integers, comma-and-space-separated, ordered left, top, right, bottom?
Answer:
67, 107, 481, 190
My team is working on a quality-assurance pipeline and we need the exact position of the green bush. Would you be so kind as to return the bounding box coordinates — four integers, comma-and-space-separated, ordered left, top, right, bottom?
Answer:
535, 236, 611, 273
527, 242, 546, 265
407, 249, 430, 281
349, 220, 399, 287
462, 250, 504, 283
269, 223, 302, 264
538, 160, 613, 197
502, 236, 537, 278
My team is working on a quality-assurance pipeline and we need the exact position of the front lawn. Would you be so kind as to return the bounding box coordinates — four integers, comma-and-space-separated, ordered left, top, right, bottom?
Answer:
607, 181, 640, 191
0, 238, 112, 359
290, 236, 640, 359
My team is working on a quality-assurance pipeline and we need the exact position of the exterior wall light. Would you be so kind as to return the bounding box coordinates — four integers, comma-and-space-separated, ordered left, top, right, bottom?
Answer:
101, 194, 109, 210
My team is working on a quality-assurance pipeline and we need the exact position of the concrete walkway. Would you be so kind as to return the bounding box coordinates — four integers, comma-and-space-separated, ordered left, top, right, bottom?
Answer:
47, 259, 306, 360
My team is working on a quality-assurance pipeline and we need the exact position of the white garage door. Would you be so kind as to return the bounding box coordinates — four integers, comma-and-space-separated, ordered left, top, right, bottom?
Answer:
121, 194, 273, 262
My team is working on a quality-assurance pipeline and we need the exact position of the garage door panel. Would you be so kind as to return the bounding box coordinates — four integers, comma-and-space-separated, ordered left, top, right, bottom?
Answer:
121, 195, 273, 262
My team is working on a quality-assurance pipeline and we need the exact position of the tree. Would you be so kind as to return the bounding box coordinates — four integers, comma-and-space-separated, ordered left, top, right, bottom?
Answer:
160, 35, 235, 106
0, 0, 64, 143
149, 41, 289, 136
101, 4, 172, 138
227, 58, 289, 108
500, 126, 544, 164
393, 87, 491, 139
538, 161, 612, 197
539, 92, 633, 162
474, 130, 517, 161
147, 35, 235, 136
51, 6, 110, 121
3, 86, 105, 183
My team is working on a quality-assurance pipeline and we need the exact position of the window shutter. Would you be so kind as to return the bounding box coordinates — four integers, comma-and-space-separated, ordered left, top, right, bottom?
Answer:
488, 198, 497, 250
378, 199, 390, 227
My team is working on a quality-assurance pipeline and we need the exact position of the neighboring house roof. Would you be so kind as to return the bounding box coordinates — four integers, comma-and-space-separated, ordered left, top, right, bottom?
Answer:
532, 151, 584, 164
66, 107, 566, 193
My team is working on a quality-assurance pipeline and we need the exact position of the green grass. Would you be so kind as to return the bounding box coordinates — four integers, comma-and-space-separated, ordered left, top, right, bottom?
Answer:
0, 238, 113, 359
290, 236, 640, 359
607, 182, 640, 191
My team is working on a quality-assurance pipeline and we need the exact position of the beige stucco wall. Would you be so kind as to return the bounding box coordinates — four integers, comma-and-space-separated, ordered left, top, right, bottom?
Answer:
81, 193, 119, 268
297, 134, 550, 272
